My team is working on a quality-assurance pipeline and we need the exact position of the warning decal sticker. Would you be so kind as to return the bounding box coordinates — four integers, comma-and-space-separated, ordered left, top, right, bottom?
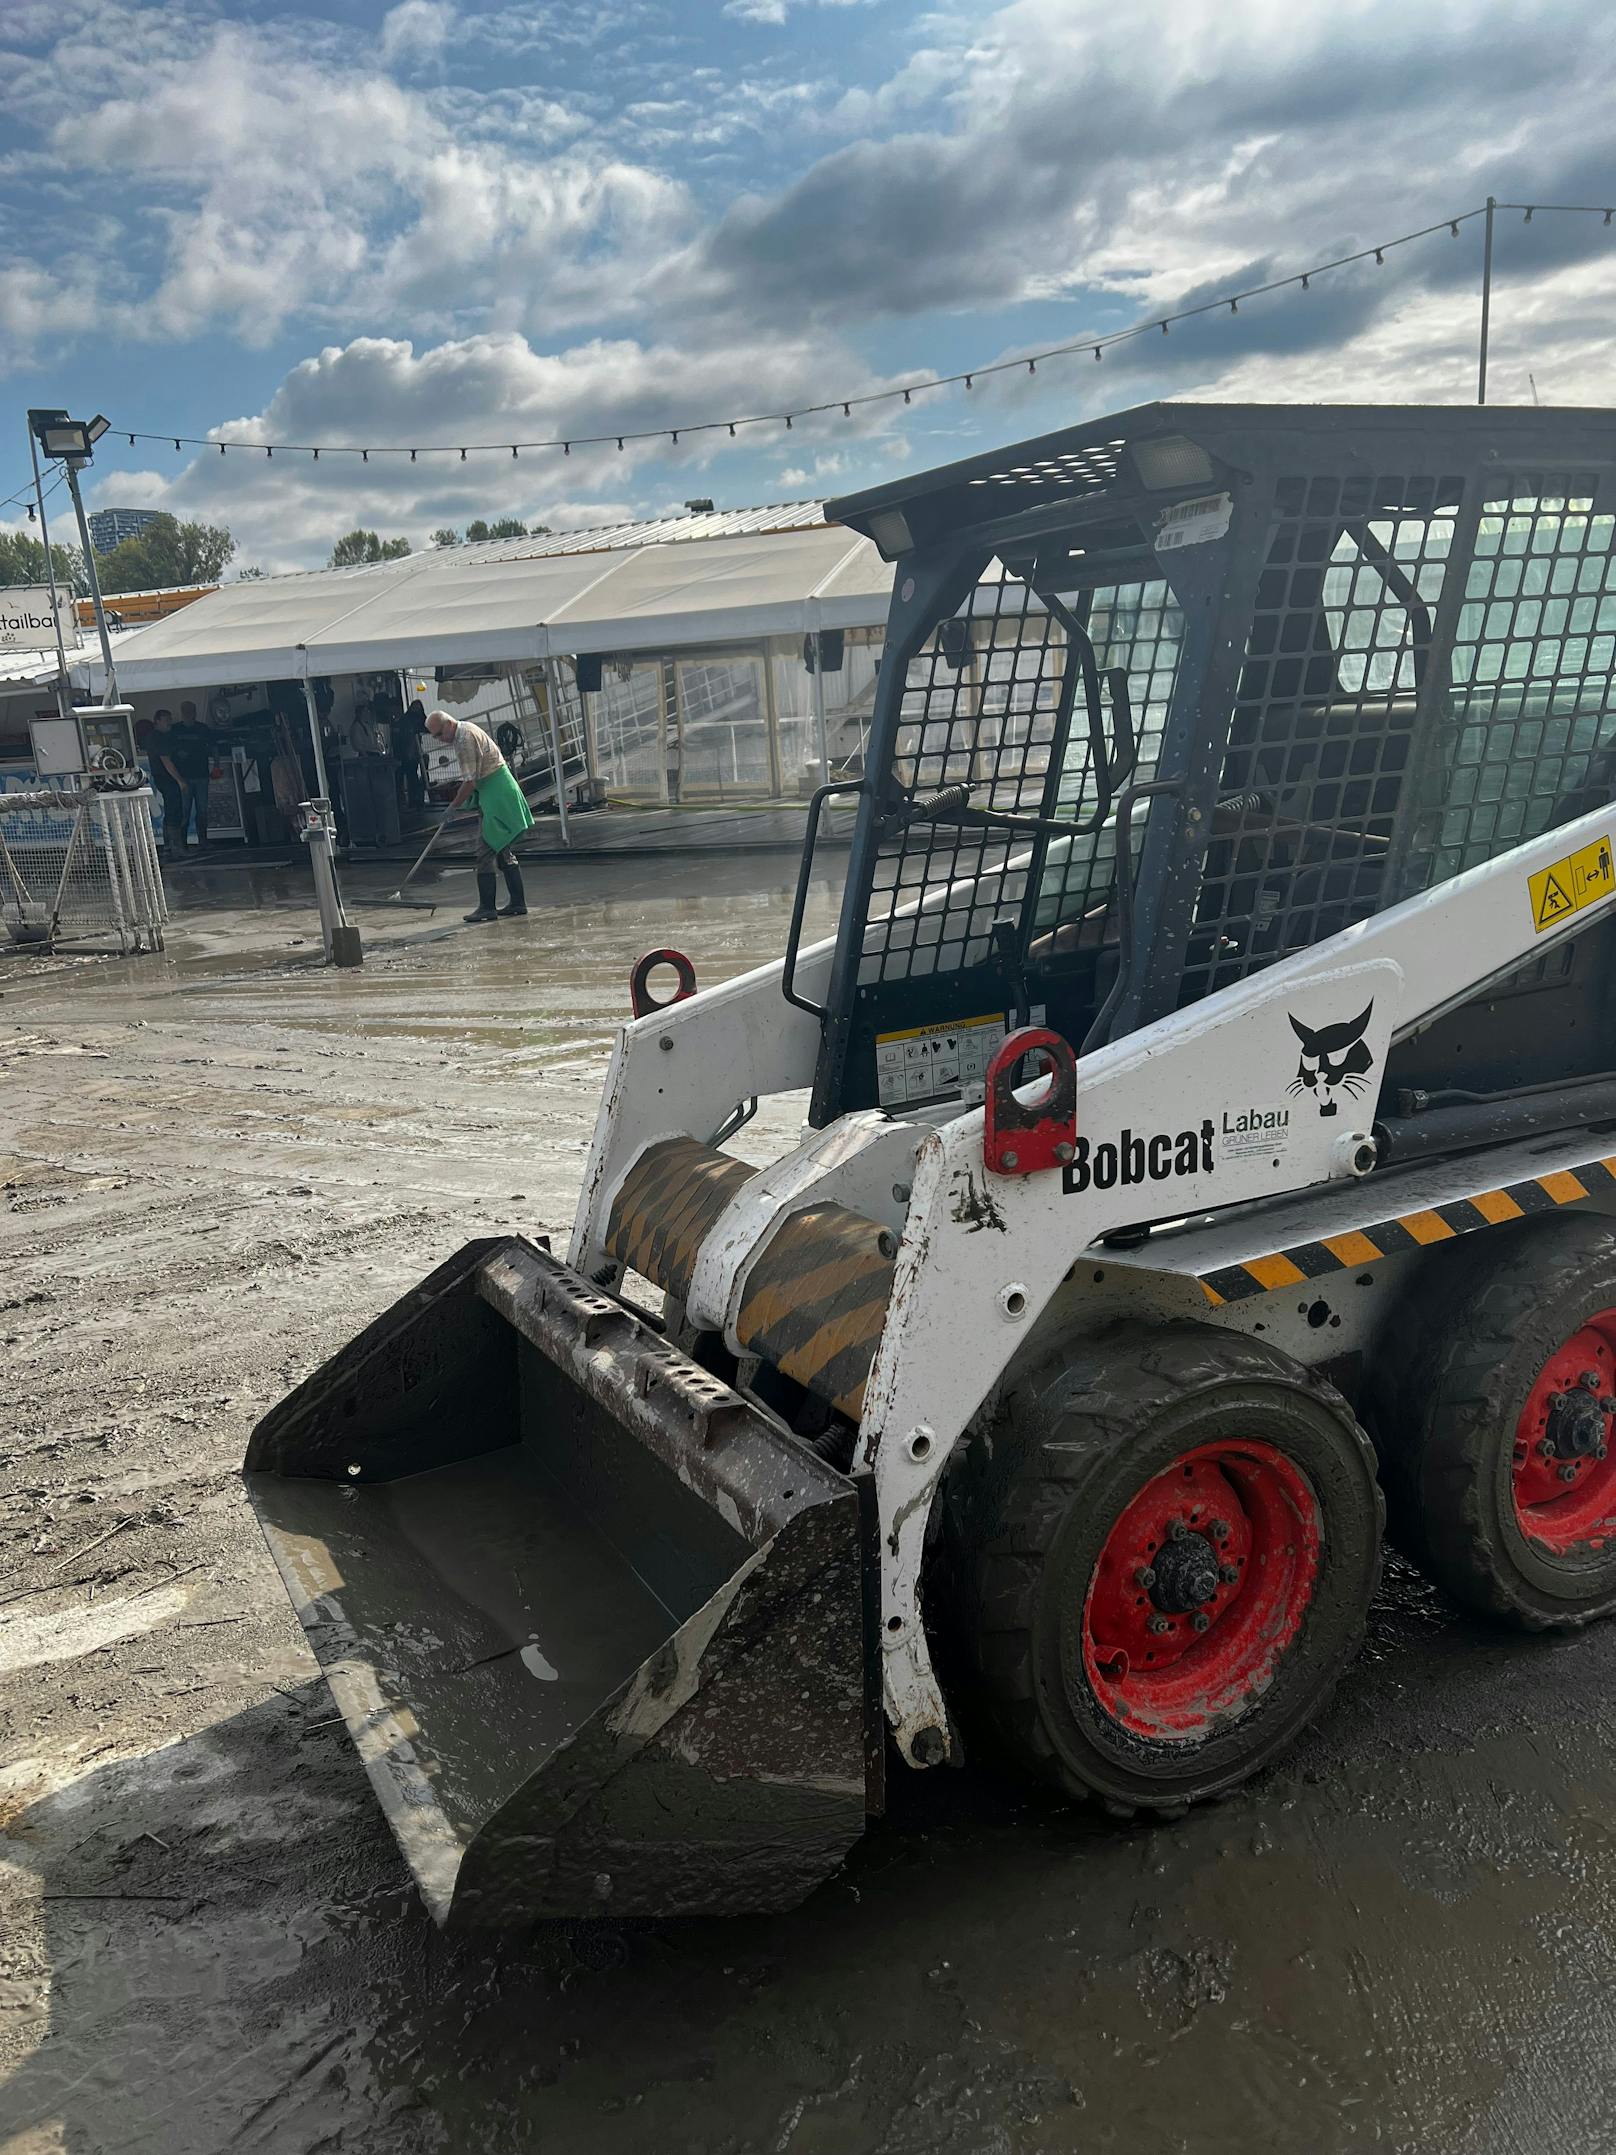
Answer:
875, 1013, 1006, 1108
1529, 833, 1615, 934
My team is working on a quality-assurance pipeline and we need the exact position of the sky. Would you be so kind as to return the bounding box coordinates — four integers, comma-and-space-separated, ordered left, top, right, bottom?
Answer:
2, 0, 1613, 575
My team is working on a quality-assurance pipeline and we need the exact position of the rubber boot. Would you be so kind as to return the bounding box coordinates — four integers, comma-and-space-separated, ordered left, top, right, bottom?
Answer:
463, 872, 499, 923
497, 862, 528, 918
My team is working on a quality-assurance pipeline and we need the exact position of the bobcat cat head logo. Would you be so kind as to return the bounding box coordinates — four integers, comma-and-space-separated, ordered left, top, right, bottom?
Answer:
1288, 1002, 1374, 1118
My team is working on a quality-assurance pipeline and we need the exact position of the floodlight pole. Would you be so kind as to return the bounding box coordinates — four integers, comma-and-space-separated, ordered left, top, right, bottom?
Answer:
25, 425, 74, 722
1478, 195, 1496, 406
59, 459, 119, 704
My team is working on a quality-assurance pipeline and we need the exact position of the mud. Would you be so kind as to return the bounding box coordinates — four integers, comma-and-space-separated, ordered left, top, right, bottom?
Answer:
2, 855, 1616, 2153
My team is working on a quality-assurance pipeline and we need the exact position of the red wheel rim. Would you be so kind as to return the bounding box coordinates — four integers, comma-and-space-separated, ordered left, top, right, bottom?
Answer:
1081, 1440, 1321, 1742
1512, 1311, 1616, 1555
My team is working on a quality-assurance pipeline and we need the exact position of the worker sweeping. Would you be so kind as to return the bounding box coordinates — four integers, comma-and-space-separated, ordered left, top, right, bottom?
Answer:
424, 709, 533, 923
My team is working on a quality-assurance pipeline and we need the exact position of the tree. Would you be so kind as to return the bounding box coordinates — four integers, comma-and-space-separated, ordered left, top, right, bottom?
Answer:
97, 514, 235, 594
464, 517, 528, 543
430, 527, 460, 549
237, 565, 266, 581
0, 530, 86, 596
329, 529, 412, 568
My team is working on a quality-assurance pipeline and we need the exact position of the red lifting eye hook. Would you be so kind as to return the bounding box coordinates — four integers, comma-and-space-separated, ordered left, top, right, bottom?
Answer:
982, 1026, 1078, 1176
629, 947, 698, 1019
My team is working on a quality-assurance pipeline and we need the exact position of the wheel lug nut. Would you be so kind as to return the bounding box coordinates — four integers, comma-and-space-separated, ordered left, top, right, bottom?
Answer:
1191, 1612, 1211, 1633
1148, 1615, 1171, 1635
1560, 1463, 1579, 1483
1599, 1445, 1609, 1461
1602, 1398, 1616, 1415
1135, 1567, 1156, 1589
1211, 1519, 1231, 1542
1219, 1562, 1239, 1583
1167, 1519, 1188, 1542
1583, 1371, 1603, 1390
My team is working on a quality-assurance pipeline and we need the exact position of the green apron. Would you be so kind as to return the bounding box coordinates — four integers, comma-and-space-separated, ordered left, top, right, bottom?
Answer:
476, 761, 534, 854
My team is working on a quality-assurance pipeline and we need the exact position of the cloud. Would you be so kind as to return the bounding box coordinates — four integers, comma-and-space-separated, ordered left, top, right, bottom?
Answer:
723, 0, 875, 20
671, 0, 1613, 363
13, 0, 1616, 567
14, 12, 681, 350
105, 326, 913, 572
379, 0, 457, 66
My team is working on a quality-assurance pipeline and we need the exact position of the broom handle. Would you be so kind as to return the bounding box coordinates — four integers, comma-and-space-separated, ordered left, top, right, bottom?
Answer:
397, 814, 451, 890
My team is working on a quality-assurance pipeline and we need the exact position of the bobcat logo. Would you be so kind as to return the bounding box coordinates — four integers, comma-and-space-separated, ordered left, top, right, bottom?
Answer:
1288, 1002, 1374, 1119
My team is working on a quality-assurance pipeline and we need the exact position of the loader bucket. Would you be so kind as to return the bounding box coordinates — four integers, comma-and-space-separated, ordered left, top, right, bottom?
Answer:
243, 1236, 871, 1926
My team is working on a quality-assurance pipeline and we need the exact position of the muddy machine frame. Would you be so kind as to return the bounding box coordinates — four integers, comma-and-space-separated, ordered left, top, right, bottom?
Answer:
249, 404, 1616, 1923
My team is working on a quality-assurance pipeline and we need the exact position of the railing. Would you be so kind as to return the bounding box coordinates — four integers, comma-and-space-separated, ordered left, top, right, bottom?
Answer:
0, 788, 167, 955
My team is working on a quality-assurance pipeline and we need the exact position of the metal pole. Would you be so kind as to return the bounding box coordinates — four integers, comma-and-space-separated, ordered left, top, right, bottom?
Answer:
26, 428, 74, 722
300, 677, 334, 805
300, 802, 359, 964
539, 661, 571, 846
760, 642, 784, 799
103, 792, 140, 954
1478, 195, 1496, 406
60, 460, 117, 703
656, 661, 673, 804
580, 678, 600, 787
809, 632, 830, 787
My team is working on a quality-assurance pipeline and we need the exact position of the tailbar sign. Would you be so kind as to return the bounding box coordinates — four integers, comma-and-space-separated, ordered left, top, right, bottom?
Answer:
0, 586, 65, 655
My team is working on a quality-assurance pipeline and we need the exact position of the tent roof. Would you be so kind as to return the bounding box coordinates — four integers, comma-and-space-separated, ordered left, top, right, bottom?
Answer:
81, 504, 899, 694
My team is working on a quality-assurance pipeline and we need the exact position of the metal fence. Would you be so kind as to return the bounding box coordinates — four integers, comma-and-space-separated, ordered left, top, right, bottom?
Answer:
0, 787, 167, 954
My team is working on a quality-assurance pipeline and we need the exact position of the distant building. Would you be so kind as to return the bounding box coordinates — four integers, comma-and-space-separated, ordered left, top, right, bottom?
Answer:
88, 507, 161, 555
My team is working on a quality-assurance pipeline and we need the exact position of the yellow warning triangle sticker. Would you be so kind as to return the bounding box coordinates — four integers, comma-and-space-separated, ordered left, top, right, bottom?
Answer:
1537, 871, 1574, 927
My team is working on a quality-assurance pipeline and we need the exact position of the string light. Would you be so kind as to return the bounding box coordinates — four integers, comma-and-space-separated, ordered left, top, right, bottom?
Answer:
86, 200, 1616, 471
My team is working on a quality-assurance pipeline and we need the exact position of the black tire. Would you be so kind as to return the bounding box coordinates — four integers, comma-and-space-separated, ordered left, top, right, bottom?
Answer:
942, 1324, 1383, 1815
1367, 1214, 1616, 1628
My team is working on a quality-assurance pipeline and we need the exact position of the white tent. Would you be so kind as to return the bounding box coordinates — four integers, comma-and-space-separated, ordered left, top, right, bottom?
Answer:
78, 512, 898, 695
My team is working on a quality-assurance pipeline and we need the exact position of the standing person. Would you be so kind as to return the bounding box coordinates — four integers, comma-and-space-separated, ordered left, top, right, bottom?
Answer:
423, 709, 533, 922
393, 698, 428, 818
170, 700, 212, 847
146, 707, 186, 854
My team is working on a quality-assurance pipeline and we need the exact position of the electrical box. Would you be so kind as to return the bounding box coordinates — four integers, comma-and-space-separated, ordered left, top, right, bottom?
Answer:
28, 713, 86, 778
76, 704, 139, 775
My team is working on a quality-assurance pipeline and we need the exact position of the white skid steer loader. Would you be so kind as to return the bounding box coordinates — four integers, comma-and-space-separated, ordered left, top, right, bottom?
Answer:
248, 403, 1616, 1924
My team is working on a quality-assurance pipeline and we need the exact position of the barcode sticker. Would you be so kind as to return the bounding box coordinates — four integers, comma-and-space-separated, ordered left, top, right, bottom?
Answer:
1155, 491, 1233, 552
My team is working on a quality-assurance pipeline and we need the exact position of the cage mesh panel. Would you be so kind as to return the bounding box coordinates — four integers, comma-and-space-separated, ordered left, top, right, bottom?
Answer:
1177, 474, 1459, 1006
964, 439, 1128, 499
1407, 476, 1616, 887
857, 578, 1058, 987
855, 573, 1182, 989
1032, 580, 1185, 943
0, 791, 166, 953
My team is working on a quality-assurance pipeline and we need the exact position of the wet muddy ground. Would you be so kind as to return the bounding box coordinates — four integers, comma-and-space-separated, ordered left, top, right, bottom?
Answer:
2, 855, 1616, 2154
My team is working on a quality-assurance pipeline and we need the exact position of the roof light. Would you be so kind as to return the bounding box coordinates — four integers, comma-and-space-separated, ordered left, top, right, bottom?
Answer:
866, 508, 914, 560
1130, 434, 1216, 491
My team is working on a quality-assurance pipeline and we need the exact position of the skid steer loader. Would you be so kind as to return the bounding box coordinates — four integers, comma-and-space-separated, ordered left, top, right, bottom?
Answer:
248, 402, 1616, 1925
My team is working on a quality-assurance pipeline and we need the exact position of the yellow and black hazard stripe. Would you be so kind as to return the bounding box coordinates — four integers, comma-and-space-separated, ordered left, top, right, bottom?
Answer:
1199, 1156, 1616, 1306
604, 1136, 754, 1304
734, 1202, 895, 1423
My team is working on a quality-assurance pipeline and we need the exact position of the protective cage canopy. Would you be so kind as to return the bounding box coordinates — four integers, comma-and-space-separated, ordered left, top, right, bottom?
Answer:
811, 401, 1616, 1127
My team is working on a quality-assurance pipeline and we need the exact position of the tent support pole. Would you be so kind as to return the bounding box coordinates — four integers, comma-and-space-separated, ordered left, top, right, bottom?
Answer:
810, 633, 830, 787
301, 678, 334, 808
533, 662, 570, 848
761, 640, 784, 800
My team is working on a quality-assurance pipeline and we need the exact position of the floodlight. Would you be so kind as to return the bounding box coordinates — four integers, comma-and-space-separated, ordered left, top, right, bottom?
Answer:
28, 409, 99, 462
